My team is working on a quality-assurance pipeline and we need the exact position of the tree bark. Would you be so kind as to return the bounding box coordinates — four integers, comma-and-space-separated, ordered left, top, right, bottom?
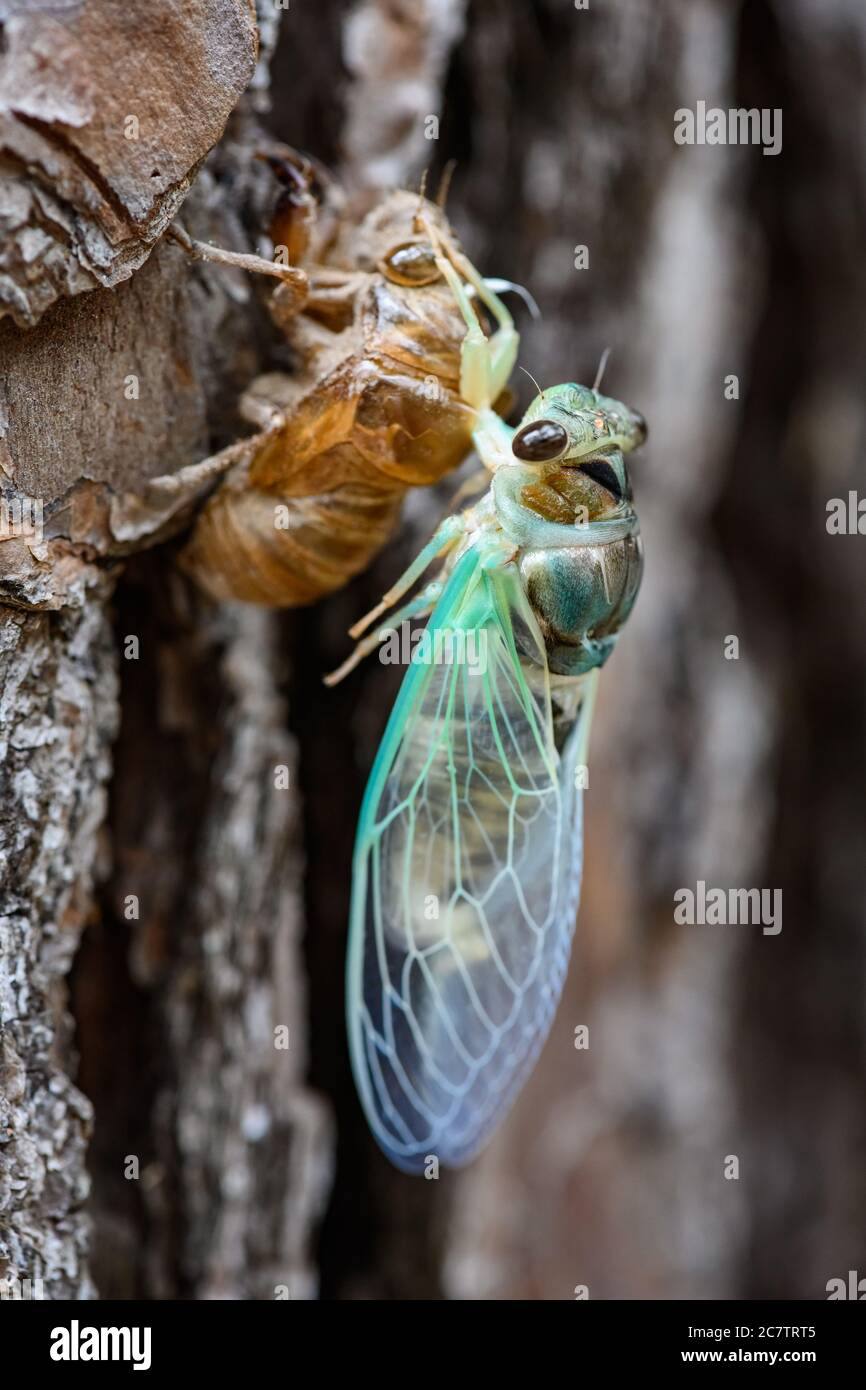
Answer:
0, 0, 318, 1300
0, 590, 115, 1299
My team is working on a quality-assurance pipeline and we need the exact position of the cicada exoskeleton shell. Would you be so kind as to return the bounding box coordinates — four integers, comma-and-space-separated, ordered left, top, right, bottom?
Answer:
180, 179, 507, 607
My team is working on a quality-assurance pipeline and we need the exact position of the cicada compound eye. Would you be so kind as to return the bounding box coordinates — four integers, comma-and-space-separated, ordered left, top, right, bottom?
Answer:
512, 418, 569, 463
379, 240, 442, 287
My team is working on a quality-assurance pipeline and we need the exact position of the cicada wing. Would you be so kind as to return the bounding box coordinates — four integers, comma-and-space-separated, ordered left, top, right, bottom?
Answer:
347, 547, 588, 1172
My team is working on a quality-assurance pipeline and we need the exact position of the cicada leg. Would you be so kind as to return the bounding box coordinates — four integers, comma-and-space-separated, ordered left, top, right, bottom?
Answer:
346, 512, 466, 642
574, 667, 600, 772
168, 222, 309, 314
238, 392, 288, 432
420, 217, 517, 417
445, 241, 520, 405
323, 578, 446, 687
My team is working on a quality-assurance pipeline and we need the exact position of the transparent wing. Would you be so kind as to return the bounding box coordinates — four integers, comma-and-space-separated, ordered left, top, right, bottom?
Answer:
347, 546, 588, 1172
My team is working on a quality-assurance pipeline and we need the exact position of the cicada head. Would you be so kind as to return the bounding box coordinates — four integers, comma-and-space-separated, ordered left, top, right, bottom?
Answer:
331, 189, 455, 287
511, 382, 647, 505
508, 381, 646, 529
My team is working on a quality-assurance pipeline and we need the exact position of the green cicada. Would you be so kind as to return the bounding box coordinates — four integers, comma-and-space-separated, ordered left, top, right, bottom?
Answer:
329, 217, 646, 1172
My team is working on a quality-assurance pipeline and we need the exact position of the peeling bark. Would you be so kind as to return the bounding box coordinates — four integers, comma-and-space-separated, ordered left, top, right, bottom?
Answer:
0, 0, 258, 326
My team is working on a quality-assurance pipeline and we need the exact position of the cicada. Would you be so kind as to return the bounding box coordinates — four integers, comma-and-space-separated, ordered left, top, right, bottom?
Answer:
173, 150, 518, 606
330, 217, 646, 1172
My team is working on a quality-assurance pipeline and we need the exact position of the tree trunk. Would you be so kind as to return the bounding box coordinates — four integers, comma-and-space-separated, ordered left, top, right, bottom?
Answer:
2, 0, 863, 1303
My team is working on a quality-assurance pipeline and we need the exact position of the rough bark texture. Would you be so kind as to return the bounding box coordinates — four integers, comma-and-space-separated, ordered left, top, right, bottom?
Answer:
0, 589, 115, 1299
2, 0, 863, 1303
74, 576, 332, 1300
0, 0, 258, 326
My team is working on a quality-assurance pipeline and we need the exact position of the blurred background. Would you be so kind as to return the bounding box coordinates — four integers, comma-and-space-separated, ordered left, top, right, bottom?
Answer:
57, 0, 864, 1300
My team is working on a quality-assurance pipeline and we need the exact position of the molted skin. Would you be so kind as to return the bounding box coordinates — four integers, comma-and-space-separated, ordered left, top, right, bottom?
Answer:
181, 186, 506, 606
519, 532, 643, 675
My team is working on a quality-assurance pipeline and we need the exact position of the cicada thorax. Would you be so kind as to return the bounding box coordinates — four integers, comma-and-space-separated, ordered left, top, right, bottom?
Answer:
180, 187, 501, 606
497, 452, 643, 677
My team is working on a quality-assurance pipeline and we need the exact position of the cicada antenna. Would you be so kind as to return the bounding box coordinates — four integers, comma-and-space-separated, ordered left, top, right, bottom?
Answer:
436, 160, 457, 209
592, 347, 612, 394
519, 365, 546, 402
